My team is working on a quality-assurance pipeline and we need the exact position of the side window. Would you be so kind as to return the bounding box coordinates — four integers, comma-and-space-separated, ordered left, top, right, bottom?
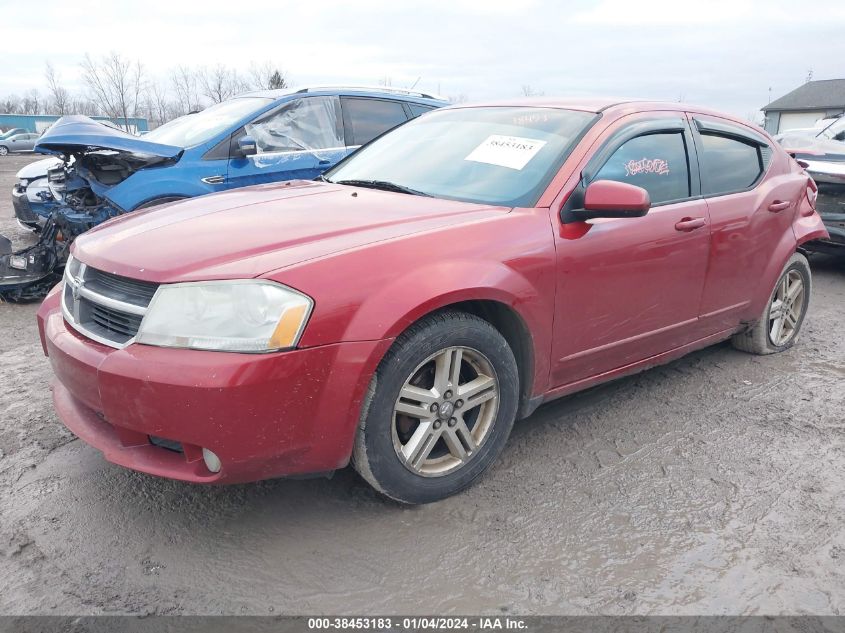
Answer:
408, 103, 436, 118
594, 132, 690, 204
698, 134, 763, 196
245, 96, 343, 154
342, 97, 409, 146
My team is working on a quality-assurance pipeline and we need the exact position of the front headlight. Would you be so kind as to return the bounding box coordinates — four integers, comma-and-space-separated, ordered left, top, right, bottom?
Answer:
135, 280, 313, 353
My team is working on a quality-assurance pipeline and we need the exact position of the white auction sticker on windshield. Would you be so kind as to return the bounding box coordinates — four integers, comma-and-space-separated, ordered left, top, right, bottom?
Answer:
465, 135, 547, 170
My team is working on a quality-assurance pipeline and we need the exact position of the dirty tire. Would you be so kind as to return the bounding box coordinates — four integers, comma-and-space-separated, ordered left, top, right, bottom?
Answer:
352, 311, 519, 504
0, 146, 8, 156
731, 252, 812, 355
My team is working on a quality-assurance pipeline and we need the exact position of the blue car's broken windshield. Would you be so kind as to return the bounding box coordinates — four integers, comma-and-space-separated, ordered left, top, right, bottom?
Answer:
145, 97, 273, 148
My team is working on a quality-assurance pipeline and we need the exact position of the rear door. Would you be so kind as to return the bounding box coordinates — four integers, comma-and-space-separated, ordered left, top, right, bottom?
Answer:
340, 97, 411, 149
550, 115, 712, 388
226, 96, 347, 188
689, 114, 797, 333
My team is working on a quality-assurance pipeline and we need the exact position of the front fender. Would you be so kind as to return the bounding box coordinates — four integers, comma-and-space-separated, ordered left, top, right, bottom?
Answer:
104, 166, 222, 211
348, 259, 538, 337
275, 209, 557, 397
342, 258, 552, 398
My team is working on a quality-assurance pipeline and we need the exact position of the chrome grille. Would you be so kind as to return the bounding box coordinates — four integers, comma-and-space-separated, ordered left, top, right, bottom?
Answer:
84, 269, 158, 307
63, 258, 159, 348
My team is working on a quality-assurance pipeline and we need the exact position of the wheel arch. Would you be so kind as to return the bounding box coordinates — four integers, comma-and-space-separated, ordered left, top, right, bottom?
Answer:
434, 299, 537, 420
333, 258, 552, 417
356, 292, 541, 422
747, 229, 803, 321
134, 195, 189, 210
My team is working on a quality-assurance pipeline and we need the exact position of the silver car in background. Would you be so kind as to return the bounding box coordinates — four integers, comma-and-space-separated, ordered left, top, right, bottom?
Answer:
0, 132, 41, 155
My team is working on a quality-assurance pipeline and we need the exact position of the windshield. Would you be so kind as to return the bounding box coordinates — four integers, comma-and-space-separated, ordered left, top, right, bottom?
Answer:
145, 97, 273, 148
325, 106, 597, 207
818, 117, 845, 140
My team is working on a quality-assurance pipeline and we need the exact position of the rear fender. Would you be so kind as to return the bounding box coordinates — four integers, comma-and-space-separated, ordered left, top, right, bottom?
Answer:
747, 227, 802, 322
793, 179, 829, 247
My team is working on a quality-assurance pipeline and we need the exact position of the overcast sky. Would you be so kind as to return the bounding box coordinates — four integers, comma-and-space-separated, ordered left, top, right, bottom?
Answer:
2, 0, 844, 120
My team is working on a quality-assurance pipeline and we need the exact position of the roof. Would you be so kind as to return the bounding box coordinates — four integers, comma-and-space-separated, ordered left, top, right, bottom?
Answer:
445, 97, 728, 115
763, 79, 845, 112
238, 85, 447, 103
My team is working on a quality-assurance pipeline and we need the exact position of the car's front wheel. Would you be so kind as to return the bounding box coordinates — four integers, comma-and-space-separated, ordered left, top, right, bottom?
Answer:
352, 311, 519, 504
731, 252, 812, 354
0, 146, 8, 156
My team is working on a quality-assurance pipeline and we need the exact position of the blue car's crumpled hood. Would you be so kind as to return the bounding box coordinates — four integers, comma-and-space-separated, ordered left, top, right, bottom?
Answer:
35, 116, 182, 159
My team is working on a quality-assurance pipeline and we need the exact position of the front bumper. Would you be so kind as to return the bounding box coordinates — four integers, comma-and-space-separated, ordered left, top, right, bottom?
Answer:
37, 287, 391, 484
12, 185, 45, 230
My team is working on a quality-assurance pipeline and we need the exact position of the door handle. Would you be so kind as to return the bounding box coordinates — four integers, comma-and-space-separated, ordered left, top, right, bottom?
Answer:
768, 200, 791, 213
674, 217, 707, 232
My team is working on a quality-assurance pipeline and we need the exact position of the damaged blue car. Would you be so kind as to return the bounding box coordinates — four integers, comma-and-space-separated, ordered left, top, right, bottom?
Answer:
1, 86, 445, 299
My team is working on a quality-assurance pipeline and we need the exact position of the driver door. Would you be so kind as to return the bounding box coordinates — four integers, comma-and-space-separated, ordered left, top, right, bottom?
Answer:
227, 96, 348, 188
550, 116, 712, 388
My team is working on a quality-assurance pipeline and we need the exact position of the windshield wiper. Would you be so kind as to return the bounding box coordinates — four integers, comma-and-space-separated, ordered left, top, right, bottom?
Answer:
332, 179, 432, 197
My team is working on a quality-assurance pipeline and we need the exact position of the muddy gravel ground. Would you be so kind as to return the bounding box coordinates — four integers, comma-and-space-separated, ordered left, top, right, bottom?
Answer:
0, 154, 843, 616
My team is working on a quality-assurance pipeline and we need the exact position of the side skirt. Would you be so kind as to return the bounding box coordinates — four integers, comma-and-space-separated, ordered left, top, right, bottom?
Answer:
524, 327, 737, 416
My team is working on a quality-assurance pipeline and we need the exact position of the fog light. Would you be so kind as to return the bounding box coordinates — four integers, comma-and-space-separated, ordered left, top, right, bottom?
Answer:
9, 255, 26, 270
202, 448, 222, 473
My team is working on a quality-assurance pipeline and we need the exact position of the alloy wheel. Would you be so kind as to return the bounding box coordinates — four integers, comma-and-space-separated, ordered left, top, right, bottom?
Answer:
391, 346, 500, 477
768, 270, 805, 346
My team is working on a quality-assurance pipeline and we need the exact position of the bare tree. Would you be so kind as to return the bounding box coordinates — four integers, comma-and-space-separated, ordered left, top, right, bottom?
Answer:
0, 94, 21, 114
521, 85, 544, 97
171, 65, 202, 115
72, 98, 100, 116
45, 62, 71, 115
143, 80, 176, 128
80, 52, 145, 130
248, 61, 287, 91
200, 64, 244, 103
21, 89, 41, 114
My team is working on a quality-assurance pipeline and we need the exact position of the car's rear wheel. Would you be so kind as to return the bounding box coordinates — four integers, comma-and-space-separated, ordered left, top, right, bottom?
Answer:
731, 252, 811, 355
352, 311, 518, 504
0, 146, 8, 156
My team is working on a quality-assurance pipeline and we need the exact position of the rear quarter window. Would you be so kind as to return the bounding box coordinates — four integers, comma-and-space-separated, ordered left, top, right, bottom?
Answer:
408, 103, 436, 118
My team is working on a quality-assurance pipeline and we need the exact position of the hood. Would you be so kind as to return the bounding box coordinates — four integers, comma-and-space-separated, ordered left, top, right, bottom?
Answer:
16, 156, 62, 181
73, 181, 508, 282
34, 115, 182, 159
777, 133, 845, 163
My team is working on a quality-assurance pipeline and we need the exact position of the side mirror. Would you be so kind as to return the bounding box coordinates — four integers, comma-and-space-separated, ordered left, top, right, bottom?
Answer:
236, 135, 257, 157
567, 180, 650, 222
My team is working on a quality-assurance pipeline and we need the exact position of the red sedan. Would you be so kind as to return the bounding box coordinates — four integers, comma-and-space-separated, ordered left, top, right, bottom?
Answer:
37, 99, 828, 503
